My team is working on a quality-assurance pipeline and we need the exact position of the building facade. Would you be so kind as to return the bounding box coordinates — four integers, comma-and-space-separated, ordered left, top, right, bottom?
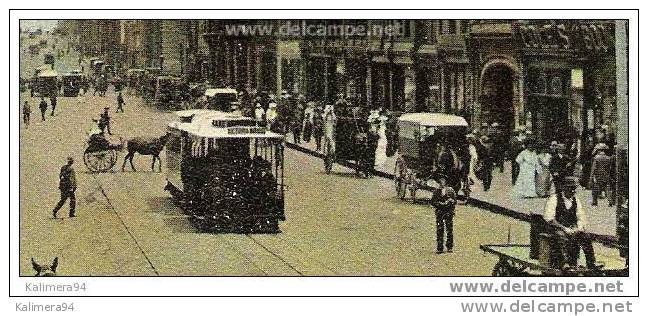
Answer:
468, 20, 617, 142
62, 19, 620, 141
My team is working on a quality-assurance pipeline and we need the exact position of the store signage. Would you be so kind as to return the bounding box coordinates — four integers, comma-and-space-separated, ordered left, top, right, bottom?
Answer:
517, 22, 613, 53
308, 38, 370, 50
227, 127, 266, 135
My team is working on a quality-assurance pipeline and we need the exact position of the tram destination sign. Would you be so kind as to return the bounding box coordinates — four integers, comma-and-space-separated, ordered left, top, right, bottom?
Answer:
227, 126, 267, 135
515, 21, 615, 55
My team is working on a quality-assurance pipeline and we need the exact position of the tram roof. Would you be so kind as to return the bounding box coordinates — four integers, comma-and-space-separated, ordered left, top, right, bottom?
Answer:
170, 110, 284, 140
398, 113, 468, 127
205, 88, 237, 97
37, 69, 58, 77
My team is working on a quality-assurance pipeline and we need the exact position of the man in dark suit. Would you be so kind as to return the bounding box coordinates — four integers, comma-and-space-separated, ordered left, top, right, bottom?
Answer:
50, 95, 57, 116
549, 144, 574, 193
433, 175, 457, 254
589, 144, 612, 206
39, 97, 48, 121
477, 135, 495, 191
116, 92, 126, 113
52, 157, 77, 218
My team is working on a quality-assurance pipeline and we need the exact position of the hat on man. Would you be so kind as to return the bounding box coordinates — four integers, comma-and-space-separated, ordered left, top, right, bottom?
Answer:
67, 156, 74, 163
491, 122, 500, 127
550, 141, 559, 149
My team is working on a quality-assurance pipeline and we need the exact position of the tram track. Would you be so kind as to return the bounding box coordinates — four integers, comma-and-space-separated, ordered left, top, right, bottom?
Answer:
244, 234, 305, 276
90, 173, 160, 276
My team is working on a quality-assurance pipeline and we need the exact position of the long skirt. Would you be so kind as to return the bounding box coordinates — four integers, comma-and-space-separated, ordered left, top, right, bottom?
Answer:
535, 167, 552, 197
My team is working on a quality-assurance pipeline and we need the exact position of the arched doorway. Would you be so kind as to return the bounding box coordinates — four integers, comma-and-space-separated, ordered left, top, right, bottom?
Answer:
480, 63, 517, 141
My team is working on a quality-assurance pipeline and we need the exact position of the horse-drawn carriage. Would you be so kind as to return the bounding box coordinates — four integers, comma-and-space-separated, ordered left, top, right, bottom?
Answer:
33, 69, 59, 97
83, 129, 123, 173
322, 107, 376, 177
165, 110, 286, 233
62, 72, 83, 97
393, 113, 469, 200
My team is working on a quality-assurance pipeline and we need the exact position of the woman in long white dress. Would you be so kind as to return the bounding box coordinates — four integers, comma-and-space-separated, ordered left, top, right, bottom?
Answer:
322, 103, 337, 153
467, 135, 479, 185
374, 113, 388, 168
513, 142, 539, 198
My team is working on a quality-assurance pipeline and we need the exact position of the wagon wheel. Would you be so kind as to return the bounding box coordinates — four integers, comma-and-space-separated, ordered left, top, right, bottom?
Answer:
492, 258, 514, 276
323, 141, 333, 174
394, 159, 407, 200
492, 257, 526, 276
84, 149, 116, 173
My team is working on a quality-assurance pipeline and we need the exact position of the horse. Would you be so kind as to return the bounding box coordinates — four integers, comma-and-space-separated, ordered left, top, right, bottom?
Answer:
121, 134, 169, 172
31, 257, 58, 276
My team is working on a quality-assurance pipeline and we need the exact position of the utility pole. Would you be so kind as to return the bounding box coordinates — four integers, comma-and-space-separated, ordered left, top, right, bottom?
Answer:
615, 20, 629, 260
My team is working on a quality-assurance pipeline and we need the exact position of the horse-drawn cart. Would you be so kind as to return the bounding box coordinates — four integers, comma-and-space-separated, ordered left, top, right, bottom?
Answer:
393, 113, 469, 200
322, 107, 375, 177
83, 131, 123, 173
480, 243, 628, 276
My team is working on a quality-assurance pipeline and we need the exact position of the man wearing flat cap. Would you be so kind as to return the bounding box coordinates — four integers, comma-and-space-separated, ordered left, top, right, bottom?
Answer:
52, 157, 77, 218
543, 176, 597, 269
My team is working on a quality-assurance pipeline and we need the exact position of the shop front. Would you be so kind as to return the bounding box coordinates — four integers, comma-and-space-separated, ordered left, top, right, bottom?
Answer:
516, 20, 617, 143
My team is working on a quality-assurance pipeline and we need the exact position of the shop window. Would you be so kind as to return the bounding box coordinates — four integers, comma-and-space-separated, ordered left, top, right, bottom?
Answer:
550, 76, 563, 95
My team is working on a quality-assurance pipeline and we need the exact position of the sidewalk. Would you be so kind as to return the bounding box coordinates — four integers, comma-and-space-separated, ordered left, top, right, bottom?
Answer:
284, 133, 618, 243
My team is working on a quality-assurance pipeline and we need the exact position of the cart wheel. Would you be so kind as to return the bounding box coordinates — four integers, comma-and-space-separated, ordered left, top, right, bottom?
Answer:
84, 149, 115, 173
493, 258, 514, 276
394, 160, 407, 200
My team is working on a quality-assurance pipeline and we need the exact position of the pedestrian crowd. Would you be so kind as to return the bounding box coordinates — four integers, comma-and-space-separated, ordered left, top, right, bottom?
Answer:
465, 123, 618, 207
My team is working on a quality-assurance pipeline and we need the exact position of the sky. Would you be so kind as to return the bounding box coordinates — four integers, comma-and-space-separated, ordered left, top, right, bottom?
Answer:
20, 20, 58, 32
